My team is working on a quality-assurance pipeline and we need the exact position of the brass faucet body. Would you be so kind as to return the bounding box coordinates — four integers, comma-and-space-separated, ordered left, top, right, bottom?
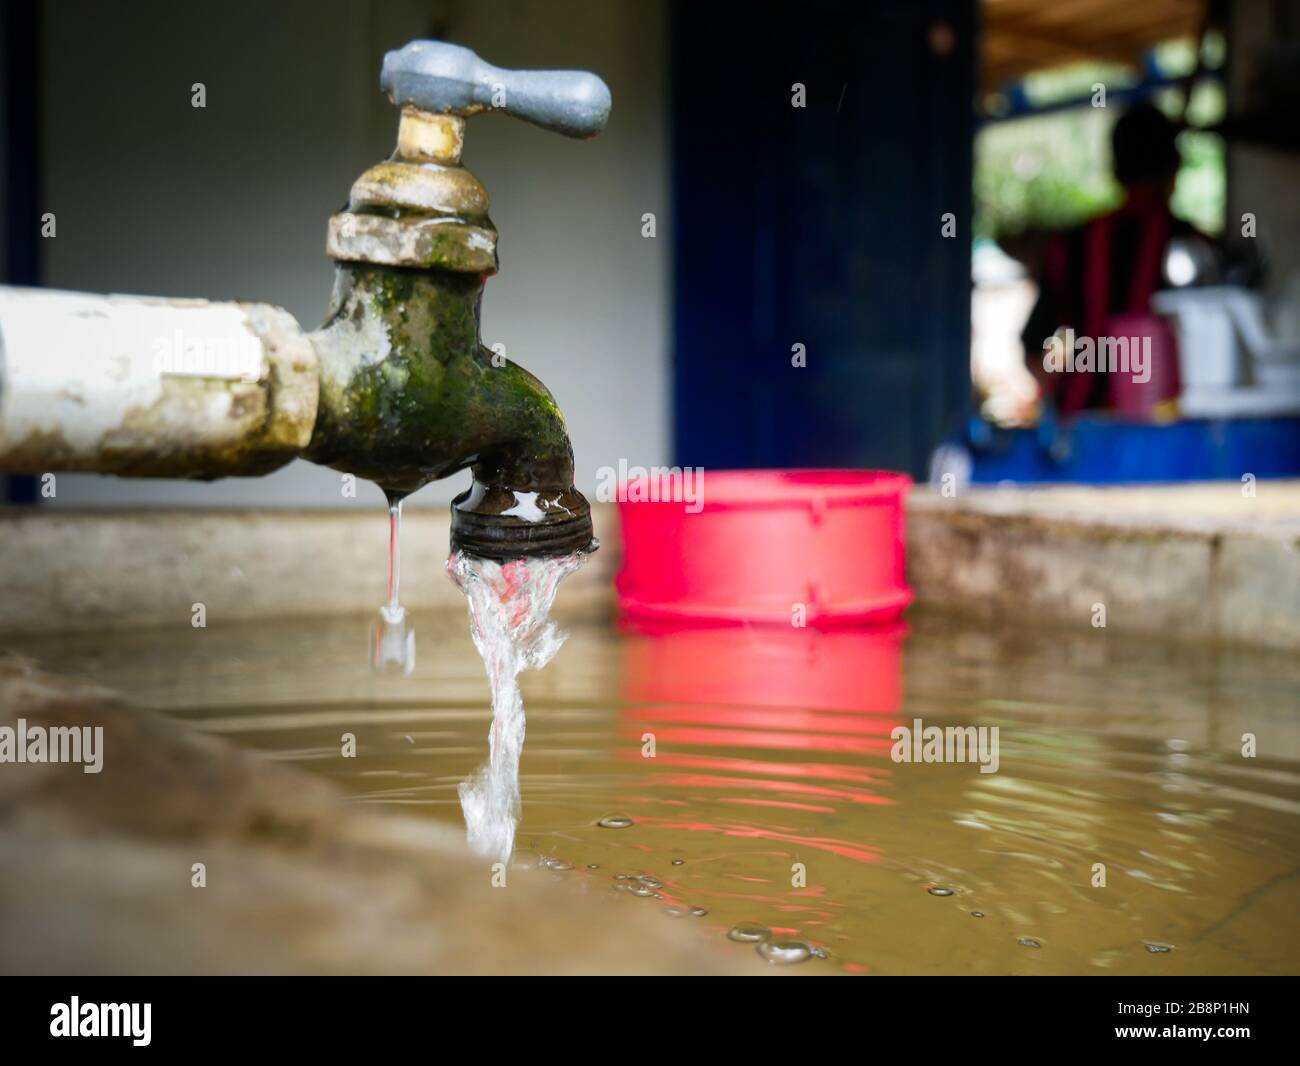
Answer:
307, 108, 594, 558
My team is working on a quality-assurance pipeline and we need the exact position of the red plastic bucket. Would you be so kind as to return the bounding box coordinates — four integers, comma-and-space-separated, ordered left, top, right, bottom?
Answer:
614, 469, 911, 626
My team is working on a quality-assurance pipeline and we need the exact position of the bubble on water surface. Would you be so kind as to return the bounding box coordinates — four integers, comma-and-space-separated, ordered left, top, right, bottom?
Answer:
756, 939, 814, 965
689, 907, 708, 917
971, 911, 985, 918
1018, 937, 1042, 948
928, 886, 954, 896
541, 857, 573, 871
598, 816, 634, 829
637, 876, 662, 888
1143, 941, 1174, 954
664, 906, 688, 918
586, 863, 600, 870
671, 859, 685, 866
727, 922, 771, 943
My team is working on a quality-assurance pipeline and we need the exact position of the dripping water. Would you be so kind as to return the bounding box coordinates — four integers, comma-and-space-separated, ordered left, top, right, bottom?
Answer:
370, 491, 415, 675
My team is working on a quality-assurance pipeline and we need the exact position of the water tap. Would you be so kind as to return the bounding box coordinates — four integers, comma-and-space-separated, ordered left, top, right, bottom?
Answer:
0, 40, 611, 561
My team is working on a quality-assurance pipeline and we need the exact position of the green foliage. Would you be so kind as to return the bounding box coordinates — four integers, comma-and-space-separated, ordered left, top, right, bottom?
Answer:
975, 54, 1225, 240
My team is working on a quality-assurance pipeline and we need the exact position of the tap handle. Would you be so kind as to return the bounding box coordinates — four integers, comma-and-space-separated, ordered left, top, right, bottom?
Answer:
380, 41, 611, 139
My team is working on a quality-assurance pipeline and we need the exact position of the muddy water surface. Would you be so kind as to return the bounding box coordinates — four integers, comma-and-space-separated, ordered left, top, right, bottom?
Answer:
11, 611, 1300, 975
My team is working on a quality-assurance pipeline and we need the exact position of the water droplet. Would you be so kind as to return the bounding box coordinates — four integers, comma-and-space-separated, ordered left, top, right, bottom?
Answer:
1143, 941, 1174, 954
756, 939, 814, 965
689, 907, 708, 917
971, 911, 985, 918
1018, 937, 1042, 949
671, 859, 685, 866
928, 886, 954, 896
598, 816, 633, 829
727, 922, 770, 943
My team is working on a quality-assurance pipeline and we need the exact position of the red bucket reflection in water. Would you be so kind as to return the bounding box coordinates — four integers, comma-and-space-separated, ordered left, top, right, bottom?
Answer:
621, 619, 904, 714
617, 621, 906, 865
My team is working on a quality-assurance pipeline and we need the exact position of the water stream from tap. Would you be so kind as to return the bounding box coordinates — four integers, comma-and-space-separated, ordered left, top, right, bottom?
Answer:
449, 549, 587, 862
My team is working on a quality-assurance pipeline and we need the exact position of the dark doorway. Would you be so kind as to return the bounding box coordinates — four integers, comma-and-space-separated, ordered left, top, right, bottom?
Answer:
670, 0, 975, 478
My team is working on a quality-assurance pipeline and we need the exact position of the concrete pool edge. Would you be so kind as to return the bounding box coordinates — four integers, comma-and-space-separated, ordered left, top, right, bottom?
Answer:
908, 482, 1300, 652
0, 505, 618, 634
1, 483, 1297, 650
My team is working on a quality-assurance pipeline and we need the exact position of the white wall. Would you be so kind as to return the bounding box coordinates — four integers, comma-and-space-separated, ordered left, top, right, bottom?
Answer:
38, 0, 670, 509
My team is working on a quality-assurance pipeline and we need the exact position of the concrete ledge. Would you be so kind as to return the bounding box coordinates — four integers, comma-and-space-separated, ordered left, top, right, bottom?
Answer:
0, 504, 621, 634
3, 483, 1297, 651
907, 482, 1300, 651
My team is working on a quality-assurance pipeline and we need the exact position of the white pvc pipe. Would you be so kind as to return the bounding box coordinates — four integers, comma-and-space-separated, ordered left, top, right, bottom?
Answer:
0, 286, 318, 478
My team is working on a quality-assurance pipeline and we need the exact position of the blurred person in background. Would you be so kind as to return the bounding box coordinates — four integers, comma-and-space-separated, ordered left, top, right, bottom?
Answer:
1020, 103, 1209, 416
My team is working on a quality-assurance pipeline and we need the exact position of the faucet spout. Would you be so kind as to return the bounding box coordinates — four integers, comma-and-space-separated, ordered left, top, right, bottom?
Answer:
305, 263, 594, 559
303, 53, 612, 561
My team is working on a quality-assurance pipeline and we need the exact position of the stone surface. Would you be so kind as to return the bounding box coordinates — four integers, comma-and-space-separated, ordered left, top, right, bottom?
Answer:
908, 481, 1300, 650
0, 504, 619, 634
0, 654, 746, 975
2, 481, 1296, 650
